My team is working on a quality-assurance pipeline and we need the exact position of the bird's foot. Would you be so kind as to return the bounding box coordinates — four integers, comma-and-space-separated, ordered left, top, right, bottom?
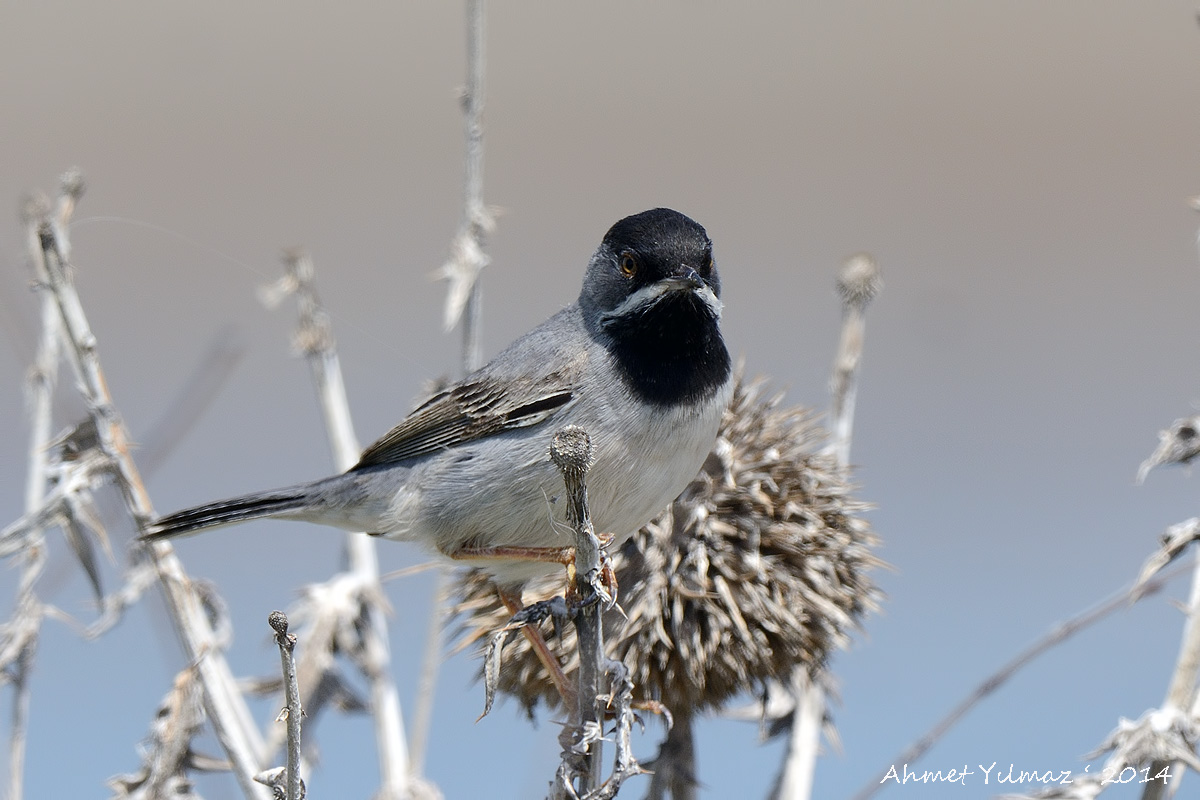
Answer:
493, 587, 577, 711
564, 531, 618, 610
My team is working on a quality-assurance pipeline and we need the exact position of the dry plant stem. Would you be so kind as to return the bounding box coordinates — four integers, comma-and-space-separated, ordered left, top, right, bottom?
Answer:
1182, 682, 1200, 799
460, 0, 486, 373
776, 255, 880, 800
593, 659, 643, 800
50, 168, 83, 264
409, 572, 447, 775
1142, 549, 1200, 800
414, 0, 490, 773
5, 552, 44, 800
828, 253, 879, 466
645, 713, 696, 800
24, 204, 61, 516
7, 199, 63, 800
849, 564, 1189, 800
829, 305, 865, 467
276, 251, 412, 797
31, 210, 269, 799
7, 627, 36, 800
550, 426, 603, 793
270, 612, 304, 800
771, 671, 824, 800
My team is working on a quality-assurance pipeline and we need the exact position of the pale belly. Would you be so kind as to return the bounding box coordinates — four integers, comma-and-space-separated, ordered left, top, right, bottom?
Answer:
376, 380, 731, 587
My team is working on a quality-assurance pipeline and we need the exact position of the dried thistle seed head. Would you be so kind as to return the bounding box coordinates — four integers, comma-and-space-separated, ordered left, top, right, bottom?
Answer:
836, 252, 881, 308
58, 167, 86, 201
550, 425, 594, 476
451, 374, 882, 716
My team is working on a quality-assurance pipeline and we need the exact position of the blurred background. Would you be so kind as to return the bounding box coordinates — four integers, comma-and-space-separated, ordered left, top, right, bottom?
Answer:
3, 2, 1200, 797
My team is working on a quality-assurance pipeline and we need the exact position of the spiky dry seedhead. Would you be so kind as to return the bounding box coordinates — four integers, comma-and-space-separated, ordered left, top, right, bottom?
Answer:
836, 252, 882, 309
452, 375, 882, 716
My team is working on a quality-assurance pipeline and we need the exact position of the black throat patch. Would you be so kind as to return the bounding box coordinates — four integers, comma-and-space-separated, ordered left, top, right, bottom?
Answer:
603, 291, 731, 407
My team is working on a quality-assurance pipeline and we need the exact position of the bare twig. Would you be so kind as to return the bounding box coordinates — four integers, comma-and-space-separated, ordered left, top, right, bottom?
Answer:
828, 252, 881, 466
999, 423, 1200, 800
591, 658, 645, 800
459, 0, 488, 372
773, 253, 881, 800
770, 671, 825, 800
12, 176, 223, 800
849, 562, 1190, 800
263, 250, 415, 798
22, 195, 61, 518
438, 0, 492, 363
409, 573, 448, 776
3, 551, 44, 800
645, 713, 696, 800
1138, 415, 1200, 484
416, 0, 493, 775
269, 611, 304, 800
1134, 518, 1200, 598
551, 425, 603, 793
538, 425, 647, 800
25, 178, 269, 799
1141, 547, 1200, 800
108, 667, 226, 799
3, 191, 63, 800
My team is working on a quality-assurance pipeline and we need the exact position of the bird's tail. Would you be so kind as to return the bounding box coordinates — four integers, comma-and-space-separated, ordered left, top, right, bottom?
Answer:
142, 488, 310, 542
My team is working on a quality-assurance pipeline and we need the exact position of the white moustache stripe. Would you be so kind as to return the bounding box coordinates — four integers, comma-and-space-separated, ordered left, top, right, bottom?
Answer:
602, 281, 723, 324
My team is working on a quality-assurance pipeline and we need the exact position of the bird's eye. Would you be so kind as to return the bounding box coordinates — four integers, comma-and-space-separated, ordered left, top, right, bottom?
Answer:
704, 254, 714, 274
619, 252, 639, 278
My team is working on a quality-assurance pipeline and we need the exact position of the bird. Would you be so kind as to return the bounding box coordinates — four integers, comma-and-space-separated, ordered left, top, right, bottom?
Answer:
144, 208, 733, 594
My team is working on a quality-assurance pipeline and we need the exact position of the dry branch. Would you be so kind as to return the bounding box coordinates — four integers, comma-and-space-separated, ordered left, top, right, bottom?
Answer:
269, 611, 305, 800
774, 252, 880, 800
416, 0, 494, 778
261, 250, 419, 798
551, 425, 604, 794
849, 560, 1191, 800
20, 174, 270, 799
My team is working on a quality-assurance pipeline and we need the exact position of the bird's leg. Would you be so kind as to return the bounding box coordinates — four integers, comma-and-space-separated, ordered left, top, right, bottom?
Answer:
452, 540, 622, 710
451, 539, 620, 604
451, 544, 576, 567
451, 543, 584, 605
497, 587, 577, 709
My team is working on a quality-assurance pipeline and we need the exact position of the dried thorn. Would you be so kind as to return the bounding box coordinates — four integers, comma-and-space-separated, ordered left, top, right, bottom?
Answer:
478, 628, 506, 721
480, 595, 571, 720
1133, 518, 1200, 598
1138, 415, 1200, 483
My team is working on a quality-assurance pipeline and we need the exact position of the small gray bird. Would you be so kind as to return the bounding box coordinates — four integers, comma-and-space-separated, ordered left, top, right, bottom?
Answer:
144, 208, 733, 590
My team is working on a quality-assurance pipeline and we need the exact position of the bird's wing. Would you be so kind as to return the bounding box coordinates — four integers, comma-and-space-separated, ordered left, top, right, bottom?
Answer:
353, 369, 577, 469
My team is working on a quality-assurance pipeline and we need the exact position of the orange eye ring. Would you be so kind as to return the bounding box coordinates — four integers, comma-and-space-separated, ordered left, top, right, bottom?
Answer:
619, 252, 639, 278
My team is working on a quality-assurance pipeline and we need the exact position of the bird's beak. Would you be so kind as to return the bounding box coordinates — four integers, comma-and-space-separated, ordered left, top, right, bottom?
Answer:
600, 265, 722, 329
659, 266, 722, 318
667, 267, 700, 289
661, 266, 705, 291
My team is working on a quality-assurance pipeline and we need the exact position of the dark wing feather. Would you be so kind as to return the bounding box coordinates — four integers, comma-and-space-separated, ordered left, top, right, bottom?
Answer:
353, 372, 576, 469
